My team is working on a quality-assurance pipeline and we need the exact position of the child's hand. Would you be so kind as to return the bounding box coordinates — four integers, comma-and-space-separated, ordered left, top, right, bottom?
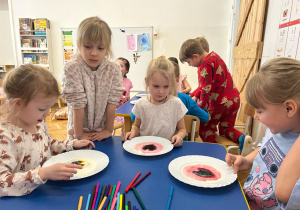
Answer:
73, 139, 95, 150
122, 131, 136, 141
225, 153, 251, 174
171, 135, 183, 147
39, 163, 82, 181
192, 96, 197, 102
88, 130, 111, 141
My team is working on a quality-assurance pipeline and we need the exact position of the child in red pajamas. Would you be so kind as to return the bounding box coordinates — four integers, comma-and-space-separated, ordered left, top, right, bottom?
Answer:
179, 38, 252, 154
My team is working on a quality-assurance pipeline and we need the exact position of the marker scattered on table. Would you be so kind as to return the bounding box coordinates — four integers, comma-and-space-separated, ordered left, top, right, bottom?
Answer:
85, 194, 91, 210
98, 196, 107, 210
78, 196, 83, 210
92, 183, 100, 210
166, 186, 174, 210
132, 187, 146, 210
107, 185, 116, 210
125, 171, 141, 193
100, 185, 107, 205
127, 201, 131, 210
130, 171, 151, 189
95, 184, 103, 210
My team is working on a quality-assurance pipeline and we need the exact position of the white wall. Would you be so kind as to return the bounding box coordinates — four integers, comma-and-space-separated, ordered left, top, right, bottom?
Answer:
0, 0, 14, 64
6, 0, 234, 90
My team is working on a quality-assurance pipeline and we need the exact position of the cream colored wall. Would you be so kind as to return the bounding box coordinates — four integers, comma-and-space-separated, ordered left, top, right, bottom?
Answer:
6, 0, 234, 92
0, 0, 14, 65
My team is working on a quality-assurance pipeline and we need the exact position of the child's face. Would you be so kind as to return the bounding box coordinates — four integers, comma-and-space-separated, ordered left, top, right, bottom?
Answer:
116, 59, 128, 77
148, 72, 170, 104
17, 93, 56, 129
185, 54, 202, 67
79, 40, 108, 71
254, 102, 296, 134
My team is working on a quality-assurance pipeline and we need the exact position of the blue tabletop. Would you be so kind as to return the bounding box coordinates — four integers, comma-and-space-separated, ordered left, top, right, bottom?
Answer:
115, 92, 146, 116
1, 136, 249, 210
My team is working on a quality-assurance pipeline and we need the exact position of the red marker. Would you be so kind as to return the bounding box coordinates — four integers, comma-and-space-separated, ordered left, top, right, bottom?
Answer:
125, 171, 141, 193
130, 171, 151, 189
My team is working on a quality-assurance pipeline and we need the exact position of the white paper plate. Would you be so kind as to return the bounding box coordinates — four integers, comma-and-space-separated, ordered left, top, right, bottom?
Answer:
130, 100, 138, 104
123, 136, 174, 156
168, 155, 237, 188
42, 150, 109, 180
136, 93, 147, 97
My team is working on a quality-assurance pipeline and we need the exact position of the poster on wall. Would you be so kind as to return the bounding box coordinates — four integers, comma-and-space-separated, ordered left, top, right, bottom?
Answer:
275, 0, 300, 58
61, 29, 77, 64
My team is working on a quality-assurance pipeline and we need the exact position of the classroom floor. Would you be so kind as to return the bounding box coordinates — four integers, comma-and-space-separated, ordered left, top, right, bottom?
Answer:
46, 104, 250, 187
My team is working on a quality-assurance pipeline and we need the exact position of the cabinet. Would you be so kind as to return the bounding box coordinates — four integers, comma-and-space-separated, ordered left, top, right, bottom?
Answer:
19, 18, 53, 71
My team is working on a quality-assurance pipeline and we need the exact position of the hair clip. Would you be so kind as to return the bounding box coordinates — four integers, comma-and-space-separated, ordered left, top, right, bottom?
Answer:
123, 60, 127, 64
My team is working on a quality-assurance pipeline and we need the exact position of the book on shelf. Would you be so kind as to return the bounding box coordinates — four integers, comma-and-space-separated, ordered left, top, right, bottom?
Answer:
39, 56, 48, 64
37, 39, 47, 48
33, 19, 49, 35
21, 39, 32, 47
19, 18, 33, 35
24, 55, 37, 64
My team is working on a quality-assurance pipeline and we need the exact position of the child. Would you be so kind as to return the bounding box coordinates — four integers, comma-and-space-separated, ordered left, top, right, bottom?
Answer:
123, 56, 187, 147
0, 64, 95, 197
115, 57, 133, 108
225, 57, 300, 209
168, 57, 191, 94
179, 38, 250, 153
61, 17, 124, 141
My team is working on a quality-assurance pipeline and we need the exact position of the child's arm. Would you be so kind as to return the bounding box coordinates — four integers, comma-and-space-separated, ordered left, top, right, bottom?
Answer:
171, 117, 186, 147
275, 136, 300, 203
73, 108, 84, 139
225, 147, 259, 174
88, 103, 116, 141
182, 78, 191, 94
123, 117, 141, 141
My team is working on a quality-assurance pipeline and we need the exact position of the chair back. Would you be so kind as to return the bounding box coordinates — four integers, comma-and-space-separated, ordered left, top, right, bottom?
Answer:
184, 115, 200, 141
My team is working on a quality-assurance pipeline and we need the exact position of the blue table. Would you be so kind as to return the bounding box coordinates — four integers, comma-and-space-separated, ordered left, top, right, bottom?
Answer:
115, 92, 146, 133
1, 136, 249, 210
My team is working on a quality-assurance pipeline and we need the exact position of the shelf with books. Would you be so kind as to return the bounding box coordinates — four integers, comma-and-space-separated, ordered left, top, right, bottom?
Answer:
18, 18, 53, 72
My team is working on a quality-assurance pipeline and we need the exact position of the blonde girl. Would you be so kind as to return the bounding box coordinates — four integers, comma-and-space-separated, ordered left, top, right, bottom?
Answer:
123, 56, 187, 147
225, 58, 300, 209
62, 16, 124, 141
0, 64, 94, 197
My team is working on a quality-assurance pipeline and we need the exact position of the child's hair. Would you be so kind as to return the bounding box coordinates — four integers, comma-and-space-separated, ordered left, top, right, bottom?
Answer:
1, 64, 59, 122
145, 56, 177, 97
77, 16, 113, 59
195, 36, 209, 52
117, 57, 130, 78
246, 57, 300, 109
168, 57, 180, 77
179, 39, 205, 63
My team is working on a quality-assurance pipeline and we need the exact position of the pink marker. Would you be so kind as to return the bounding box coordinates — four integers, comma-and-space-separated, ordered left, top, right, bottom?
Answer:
110, 196, 118, 210
92, 183, 100, 209
113, 181, 121, 199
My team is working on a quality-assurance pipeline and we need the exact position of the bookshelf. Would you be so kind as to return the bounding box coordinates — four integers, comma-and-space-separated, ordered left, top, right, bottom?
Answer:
19, 18, 53, 71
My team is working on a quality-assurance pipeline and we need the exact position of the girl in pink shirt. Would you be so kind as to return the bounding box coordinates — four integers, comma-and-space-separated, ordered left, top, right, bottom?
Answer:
116, 57, 133, 108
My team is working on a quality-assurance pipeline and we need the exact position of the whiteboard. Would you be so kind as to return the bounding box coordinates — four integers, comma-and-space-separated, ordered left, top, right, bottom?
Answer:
61, 27, 153, 91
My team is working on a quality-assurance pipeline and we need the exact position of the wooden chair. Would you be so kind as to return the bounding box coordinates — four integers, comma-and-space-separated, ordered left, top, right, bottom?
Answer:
184, 115, 201, 142
112, 121, 123, 136
215, 102, 255, 155
234, 103, 255, 135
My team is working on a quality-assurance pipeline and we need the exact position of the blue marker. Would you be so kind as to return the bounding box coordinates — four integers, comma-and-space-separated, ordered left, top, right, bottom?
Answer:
95, 184, 103, 209
85, 194, 91, 210
166, 186, 174, 210
117, 192, 120, 210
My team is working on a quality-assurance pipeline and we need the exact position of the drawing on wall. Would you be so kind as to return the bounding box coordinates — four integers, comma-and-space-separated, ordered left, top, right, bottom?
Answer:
133, 53, 141, 64
137, 33, 150, 51
127, 35, 137, 51
120, 29, 125, 33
